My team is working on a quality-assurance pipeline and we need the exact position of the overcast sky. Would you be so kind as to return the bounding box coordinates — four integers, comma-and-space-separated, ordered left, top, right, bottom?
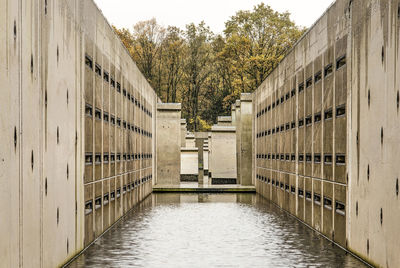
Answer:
93, 0, 334, 34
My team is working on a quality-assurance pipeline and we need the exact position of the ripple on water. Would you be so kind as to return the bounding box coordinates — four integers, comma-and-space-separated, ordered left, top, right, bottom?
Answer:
68, 193, 367, 268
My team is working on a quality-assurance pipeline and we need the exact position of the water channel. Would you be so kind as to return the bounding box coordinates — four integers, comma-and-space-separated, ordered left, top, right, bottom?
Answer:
67, 193, 367, 268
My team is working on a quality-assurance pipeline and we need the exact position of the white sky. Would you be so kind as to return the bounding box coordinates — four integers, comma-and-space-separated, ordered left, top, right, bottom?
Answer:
93, 0, 334, 34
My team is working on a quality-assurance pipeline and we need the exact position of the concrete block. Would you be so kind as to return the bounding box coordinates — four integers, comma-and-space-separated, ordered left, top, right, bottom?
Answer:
180, 148, 199, 181
156, 103, 181, 185
210, 126, 237, 184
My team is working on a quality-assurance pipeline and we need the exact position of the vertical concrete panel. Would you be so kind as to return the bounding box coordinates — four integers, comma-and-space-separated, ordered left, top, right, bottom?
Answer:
235, 100, 241, 183
21, 0, 41, 266
41, 0, 80, 266
156, 103, 181, 185
239, 94, 253, 185
210, 126, 237, 184
0, 1, 21, 266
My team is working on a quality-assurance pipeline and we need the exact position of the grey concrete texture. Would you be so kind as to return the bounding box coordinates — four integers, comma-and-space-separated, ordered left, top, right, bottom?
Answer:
210, 125, 237, 184
253, 1, 400, 267
239, 94, 253, 186
156, 103, 181, 186
0, 0, 157, 267
180, 119, 187, 147
217, 116, 233, 126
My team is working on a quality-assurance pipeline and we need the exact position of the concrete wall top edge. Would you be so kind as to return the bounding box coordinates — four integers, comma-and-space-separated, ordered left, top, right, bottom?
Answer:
181, 148, 199, 152
218, 116, 232, 122
235, 100, 241, 107
157, 103, 182, 110
194, 132, 209, 139
240, 93, 253, 101
211, 126, 236, 132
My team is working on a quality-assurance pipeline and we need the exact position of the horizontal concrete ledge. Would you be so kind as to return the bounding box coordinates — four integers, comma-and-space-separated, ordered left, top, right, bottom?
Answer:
217, 116, 232, 122
211, 126, 236, 132
240, 93, 253, 102
186, 134, 195, 139
180, 119, 186, 124
194, 132, 208, 139
212, 178, 237, 185
181, 147, 198, 152
153, 187, 256, 193
157, 103, 181, 111
235, 100, 241, 107
180, 174, 198, 182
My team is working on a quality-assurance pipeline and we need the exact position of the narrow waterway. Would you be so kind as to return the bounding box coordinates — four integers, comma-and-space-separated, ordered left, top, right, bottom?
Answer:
68, 193, 367, 268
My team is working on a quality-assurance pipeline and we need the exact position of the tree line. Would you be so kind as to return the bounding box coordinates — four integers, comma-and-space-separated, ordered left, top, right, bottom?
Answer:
114, 3, 306, 131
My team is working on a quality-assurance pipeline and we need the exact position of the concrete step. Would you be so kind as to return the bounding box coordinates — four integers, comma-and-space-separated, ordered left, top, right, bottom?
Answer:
153, 184, 256, 193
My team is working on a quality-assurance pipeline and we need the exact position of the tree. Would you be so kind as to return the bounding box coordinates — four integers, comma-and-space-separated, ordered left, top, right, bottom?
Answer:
132, 18, 166, 94
183, 22, 214, 131
221, 3, 306, 108
114, 4, 305, 131
161, 26, 186, 103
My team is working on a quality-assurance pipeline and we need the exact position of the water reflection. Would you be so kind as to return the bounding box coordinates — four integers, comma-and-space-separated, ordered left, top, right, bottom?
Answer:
68, 193, 366, 268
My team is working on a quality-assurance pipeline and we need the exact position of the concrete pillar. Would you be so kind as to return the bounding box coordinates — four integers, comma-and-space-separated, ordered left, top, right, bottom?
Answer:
239, 93, 253, 186
185, 132, 195, 148
195, 132, 208, 185
231, 104, 236, 125
180, 148, 198, 181
180, 119, 187, 147
156, 103, 181, 185
207, 133, 212, 179
235, 100, 241, 184
217, 116, 232, 126
210, 125, 237, 184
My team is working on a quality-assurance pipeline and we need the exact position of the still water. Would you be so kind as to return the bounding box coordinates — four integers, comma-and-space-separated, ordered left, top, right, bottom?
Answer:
68, 193, 367, 268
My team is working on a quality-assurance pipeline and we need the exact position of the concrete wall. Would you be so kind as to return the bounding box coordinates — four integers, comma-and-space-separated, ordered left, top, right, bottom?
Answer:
217, 116, 232, 126
347, 1, 400, 267
207, 133, 212, 178
156, 103, 181, 185
180, 148, 198, 181
235, 100, 241, 184
253, 0, 400, 267
185, 132, 196, 148
231, 104, 236, 124
239, 93, 253, 185
203, 149, 209, 175
210, 126, 237, 184
0, 0, 157, 267
180, 119, 187, 147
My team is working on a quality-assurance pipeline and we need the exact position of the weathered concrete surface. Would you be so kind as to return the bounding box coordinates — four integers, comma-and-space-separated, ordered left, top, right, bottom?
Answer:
203, 148, 209, 176
0, 0, 157, 267
180, 119, 187, 147
253, 1, 400, 267
235, 100, 241, 184
239, 93, 253, 186
180, 148, 198, 181
185, 132, 196, 148
207, 132, 212, 178
217, 116, 232, 126
231, 104, 236, 124
156, 103, 181, 185
195, 132, 208, 184
210, 126, 237, 184
153, 183, 256, 193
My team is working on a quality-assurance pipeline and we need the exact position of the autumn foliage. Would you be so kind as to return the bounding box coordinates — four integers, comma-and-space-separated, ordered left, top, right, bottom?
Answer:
114, 4, 305, 131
